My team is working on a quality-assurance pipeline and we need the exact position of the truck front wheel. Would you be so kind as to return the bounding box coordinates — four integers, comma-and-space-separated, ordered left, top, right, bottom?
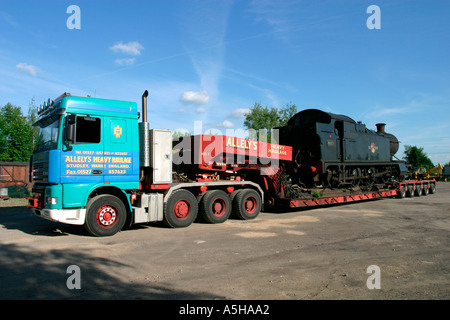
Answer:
84, 194, 127, 237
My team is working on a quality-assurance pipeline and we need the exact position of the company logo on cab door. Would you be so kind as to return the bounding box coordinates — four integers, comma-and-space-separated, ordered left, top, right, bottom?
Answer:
113, 125, 123, 139
63, 150, 132, 175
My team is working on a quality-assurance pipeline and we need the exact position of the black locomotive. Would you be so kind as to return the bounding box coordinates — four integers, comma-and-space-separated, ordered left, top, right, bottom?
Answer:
278, 109, 407, 188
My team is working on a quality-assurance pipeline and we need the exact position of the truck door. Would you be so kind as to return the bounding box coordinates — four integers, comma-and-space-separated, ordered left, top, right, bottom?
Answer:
61, 114, 104, 184
102, 117, 135, 183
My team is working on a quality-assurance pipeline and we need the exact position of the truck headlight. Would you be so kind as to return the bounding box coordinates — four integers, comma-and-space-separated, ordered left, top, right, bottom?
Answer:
47, 197, 57, 205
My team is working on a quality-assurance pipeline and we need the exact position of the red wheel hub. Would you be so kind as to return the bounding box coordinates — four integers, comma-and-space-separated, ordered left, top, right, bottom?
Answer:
212, 198, 226, 217
96, 205, 117, 227
174, 200, 190, 220
244, 197, 257, 214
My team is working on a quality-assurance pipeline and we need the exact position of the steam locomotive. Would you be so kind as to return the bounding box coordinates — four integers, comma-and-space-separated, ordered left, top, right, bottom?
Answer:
278, 109, 407, 188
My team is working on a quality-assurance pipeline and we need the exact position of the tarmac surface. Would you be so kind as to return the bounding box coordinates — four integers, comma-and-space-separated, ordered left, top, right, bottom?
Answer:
0, 183, 449, 301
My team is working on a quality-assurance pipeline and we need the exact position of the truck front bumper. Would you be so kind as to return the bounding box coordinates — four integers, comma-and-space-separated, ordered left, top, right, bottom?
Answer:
32, 207, 86, 225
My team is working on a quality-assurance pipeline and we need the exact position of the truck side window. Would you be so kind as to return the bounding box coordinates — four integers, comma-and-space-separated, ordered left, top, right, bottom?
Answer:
76, 116, 101, 143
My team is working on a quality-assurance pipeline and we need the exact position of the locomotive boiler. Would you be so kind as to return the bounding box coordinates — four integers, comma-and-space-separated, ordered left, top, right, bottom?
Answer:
278, 109, 406, 188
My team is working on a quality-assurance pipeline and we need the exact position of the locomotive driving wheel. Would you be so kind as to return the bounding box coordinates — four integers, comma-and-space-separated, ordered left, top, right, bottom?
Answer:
366, 167, 376, 187
348, 167, 361, 188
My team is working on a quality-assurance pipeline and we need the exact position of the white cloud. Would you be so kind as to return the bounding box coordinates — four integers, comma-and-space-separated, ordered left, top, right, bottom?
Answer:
179, 2, 233, 104
217, 120, 234, 128
110, 41, 144, 56
181, 91, 210, 105
230, 108, 250, 119
16, 62, 39, 76
177, 108, 188, 113
114, 58, 136, 66
195, 107, 206, 113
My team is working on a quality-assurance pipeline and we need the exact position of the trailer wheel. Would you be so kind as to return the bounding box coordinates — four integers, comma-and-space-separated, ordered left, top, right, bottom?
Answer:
200, 190, 232, 224
163, 189, 198, 228
232, 189, 261, 220
397, 185, 406, 198
406, 185, 414, 197
429, 183, 436, 194
422, 183, 429, 196
84, 194, 127, 237
414, 184, 422, 196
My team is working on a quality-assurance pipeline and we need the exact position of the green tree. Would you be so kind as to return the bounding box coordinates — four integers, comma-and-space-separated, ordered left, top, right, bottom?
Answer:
0, 103, 34, 162
27, 98, 39, 151
403, 145, 434, 170
244, 102, 297, 142
172, 130, 191, 139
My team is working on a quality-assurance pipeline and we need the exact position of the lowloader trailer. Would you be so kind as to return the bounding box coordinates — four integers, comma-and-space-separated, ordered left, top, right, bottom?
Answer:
27, 91, 437, 236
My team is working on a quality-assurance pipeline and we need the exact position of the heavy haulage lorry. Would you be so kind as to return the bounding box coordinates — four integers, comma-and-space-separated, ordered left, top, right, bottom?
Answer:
27, 91, 437, 236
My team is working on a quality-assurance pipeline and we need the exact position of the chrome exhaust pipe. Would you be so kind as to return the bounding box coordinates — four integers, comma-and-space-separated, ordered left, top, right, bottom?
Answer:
139, 90, 150, 168
142, 90, 148, 124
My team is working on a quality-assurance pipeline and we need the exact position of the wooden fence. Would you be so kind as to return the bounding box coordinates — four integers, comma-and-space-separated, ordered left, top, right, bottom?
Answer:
0, 162, 32, 196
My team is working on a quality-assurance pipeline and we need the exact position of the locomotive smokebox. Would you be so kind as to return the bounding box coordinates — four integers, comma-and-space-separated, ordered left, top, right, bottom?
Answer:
376, 123, 386, 133
376, 123, 399, 157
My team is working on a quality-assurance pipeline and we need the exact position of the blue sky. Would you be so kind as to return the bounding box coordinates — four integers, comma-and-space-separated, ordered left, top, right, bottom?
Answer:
1, 0, 449, 165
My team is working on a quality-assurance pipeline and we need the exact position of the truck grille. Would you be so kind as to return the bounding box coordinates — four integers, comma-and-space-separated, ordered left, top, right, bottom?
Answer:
32, 161, 49, 182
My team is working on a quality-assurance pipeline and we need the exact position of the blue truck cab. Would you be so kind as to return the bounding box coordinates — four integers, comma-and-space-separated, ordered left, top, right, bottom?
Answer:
29, 93, 140, 236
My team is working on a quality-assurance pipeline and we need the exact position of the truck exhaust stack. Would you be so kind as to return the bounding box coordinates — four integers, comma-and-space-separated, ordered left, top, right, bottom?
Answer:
139, 90, 150, 167
142, 90, 148, 123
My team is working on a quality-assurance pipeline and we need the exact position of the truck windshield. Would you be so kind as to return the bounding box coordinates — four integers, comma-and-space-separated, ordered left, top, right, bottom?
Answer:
35, 118, 60, 152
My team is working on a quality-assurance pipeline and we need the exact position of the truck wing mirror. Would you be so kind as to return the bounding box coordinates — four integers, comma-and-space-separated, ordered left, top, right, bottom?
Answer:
64, 114, 76, 151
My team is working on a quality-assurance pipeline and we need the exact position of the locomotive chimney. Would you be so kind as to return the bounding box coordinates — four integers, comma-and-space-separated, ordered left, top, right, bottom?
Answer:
376, 123, 386, 133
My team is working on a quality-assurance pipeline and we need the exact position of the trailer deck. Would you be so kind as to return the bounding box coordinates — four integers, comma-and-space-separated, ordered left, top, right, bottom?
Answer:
281, 179, 436, 209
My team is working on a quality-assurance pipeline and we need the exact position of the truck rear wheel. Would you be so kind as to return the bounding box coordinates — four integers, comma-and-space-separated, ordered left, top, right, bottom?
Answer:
84, 194, 127, 237
164, 189, 198, 228
200, 190, 232, 224
232, 188, 261, 220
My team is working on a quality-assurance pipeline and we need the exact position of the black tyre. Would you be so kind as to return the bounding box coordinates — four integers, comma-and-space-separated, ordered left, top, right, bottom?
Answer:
422, 183, 429, 196
230, 189, 240, 202
200, 190, 232, 224
84, 194, 127, 237
414, 184, 422, 196
163, 189, 198, 228
429, 183, 436, 194
397, 185, 406, 198
406, 185, 414, 197
232, 189, 261, 220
